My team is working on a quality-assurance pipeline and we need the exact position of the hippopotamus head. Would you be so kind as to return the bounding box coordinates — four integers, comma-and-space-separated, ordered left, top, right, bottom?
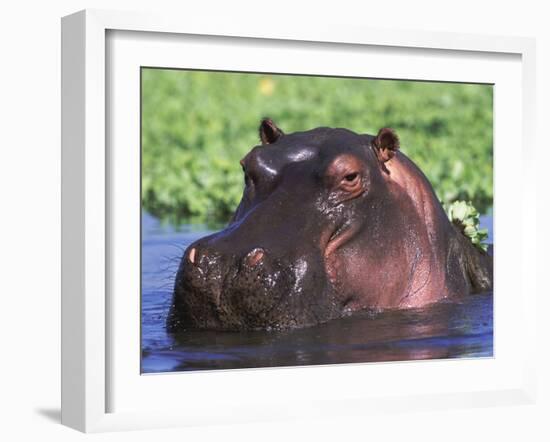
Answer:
167, 118, 492, 331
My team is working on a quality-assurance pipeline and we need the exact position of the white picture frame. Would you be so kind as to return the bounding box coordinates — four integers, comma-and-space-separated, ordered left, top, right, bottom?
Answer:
61, 9, 537, 433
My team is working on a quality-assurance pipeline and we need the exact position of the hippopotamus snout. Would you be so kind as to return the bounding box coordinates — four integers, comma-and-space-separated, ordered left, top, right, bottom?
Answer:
168, 238, 292, 331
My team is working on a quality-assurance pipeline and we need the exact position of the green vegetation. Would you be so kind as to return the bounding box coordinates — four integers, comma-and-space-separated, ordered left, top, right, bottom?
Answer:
142, 69, 493, 225
446, 200, 489, 252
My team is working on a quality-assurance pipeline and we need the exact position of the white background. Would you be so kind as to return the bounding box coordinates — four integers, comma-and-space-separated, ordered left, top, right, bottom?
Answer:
0, 0, 547, 441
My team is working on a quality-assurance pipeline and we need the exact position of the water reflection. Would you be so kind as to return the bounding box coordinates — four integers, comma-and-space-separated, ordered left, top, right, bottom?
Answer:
160, 294, 492, 372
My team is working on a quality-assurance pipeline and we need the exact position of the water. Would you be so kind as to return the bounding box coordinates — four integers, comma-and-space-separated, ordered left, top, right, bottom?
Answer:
141, 212, 493, 373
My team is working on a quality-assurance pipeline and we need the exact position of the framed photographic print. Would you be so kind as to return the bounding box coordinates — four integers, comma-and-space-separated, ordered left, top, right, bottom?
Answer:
61, 9, 537, 432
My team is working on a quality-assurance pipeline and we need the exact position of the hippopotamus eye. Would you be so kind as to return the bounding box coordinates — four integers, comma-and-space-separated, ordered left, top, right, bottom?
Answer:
325, 153, 365, 200
340, 172, 361, 192
344, 173, 358, 182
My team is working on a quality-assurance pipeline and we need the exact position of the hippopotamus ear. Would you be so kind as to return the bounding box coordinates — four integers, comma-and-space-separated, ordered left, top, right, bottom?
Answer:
259, 118, 284, 144
373, 127, 400, 164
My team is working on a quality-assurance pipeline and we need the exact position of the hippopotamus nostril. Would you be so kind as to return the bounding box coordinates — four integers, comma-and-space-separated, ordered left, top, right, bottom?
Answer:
188, 247, 197, 264
244, 248, 265, 267
187, 246, 208, 269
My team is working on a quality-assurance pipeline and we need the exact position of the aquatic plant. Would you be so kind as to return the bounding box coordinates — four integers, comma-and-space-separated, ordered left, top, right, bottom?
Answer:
446, 200, 489, 252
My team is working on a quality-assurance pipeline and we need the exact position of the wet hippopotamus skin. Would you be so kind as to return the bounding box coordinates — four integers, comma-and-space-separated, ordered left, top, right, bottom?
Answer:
167, 119, 493, 331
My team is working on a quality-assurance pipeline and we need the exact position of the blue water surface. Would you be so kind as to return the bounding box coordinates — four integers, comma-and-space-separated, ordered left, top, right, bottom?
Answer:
141, 212, 493, 373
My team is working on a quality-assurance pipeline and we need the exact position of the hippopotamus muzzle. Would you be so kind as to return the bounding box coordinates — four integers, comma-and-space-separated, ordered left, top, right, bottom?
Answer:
168, 224, 341, 331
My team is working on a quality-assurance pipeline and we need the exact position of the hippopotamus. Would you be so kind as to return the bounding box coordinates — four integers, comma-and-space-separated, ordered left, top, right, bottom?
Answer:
167, 118, 493, 332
